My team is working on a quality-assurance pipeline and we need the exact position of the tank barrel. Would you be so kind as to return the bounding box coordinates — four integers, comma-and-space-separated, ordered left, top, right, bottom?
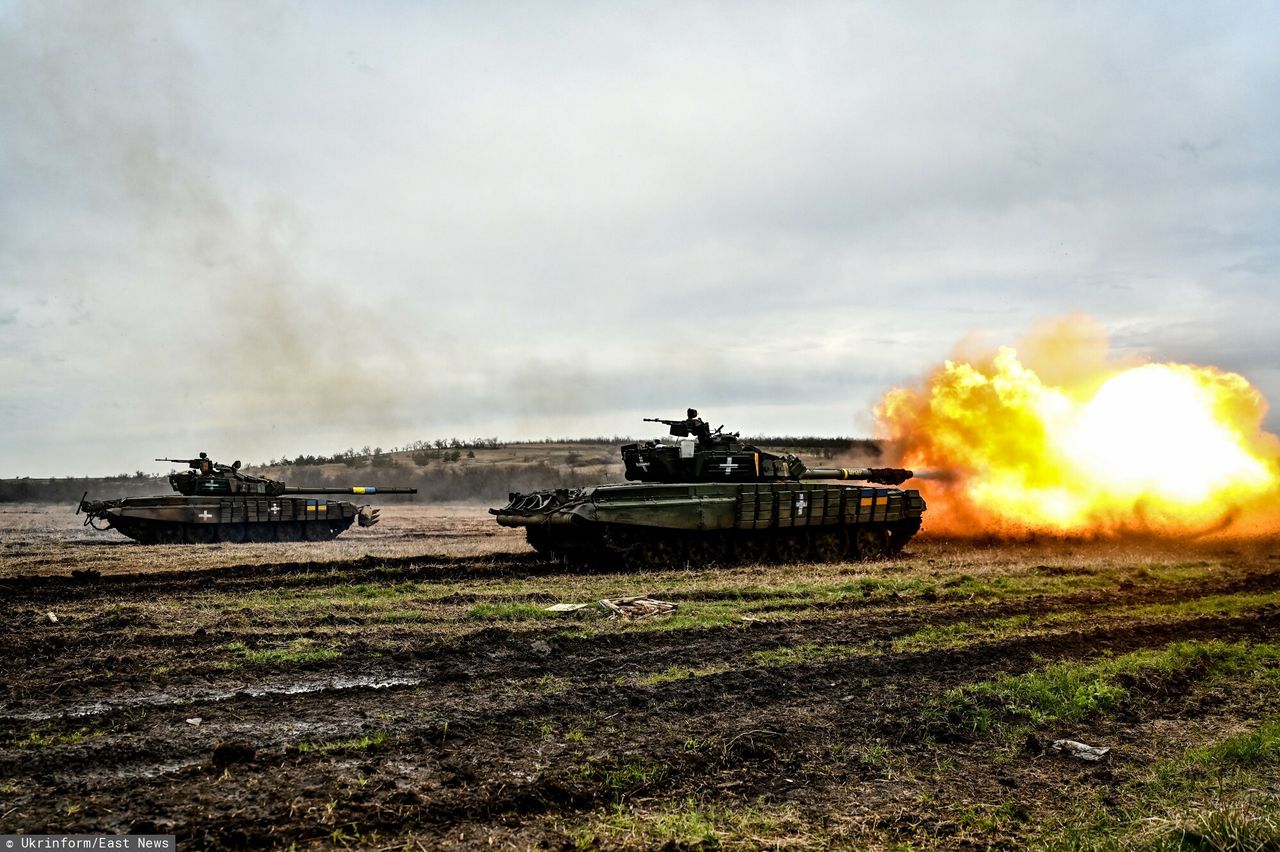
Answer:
800, 467, 914, 486
279, 486, 418, 495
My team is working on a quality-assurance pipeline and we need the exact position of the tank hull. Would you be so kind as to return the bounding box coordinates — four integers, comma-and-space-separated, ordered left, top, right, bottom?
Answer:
492, 481, 926, 567
85, 494, 363, 543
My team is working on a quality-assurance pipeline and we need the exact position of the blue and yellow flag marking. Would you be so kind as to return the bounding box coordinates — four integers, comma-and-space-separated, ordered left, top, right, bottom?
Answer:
351, 487, 376, 494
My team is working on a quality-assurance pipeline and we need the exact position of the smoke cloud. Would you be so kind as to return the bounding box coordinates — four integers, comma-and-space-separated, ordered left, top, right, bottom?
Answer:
3, 2, 1279, 475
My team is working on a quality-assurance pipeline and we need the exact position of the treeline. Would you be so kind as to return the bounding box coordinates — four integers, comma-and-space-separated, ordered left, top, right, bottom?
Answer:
522, 436, 639, 445
265, 438, 505, 468
0, 475, 169, 505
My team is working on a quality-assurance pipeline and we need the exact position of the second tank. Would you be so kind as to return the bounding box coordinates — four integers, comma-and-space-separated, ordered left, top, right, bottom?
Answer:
78, 453, 417, 543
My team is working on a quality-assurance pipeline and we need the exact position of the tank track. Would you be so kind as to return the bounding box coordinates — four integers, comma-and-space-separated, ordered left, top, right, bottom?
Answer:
524, 518, 921, 569
105, 517, 356, 544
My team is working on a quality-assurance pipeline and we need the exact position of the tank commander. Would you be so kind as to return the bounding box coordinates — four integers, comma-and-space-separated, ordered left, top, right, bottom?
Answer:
155, 452, 214, 474
643, 410, 717, 442
682, 409, 713, 443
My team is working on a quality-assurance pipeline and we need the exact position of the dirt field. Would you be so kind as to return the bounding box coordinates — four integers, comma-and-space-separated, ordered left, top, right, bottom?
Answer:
2, 503, 1279, 849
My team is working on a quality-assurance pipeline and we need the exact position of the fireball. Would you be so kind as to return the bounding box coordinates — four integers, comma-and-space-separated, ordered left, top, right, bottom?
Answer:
876, 316, 1280, 537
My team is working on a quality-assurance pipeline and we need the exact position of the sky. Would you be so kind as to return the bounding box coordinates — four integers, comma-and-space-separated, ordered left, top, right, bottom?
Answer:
1, 1, 1278, 476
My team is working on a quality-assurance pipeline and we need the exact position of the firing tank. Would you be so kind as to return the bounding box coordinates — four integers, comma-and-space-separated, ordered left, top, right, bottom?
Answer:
78, 452, 417, 543
491, 413, 926, 567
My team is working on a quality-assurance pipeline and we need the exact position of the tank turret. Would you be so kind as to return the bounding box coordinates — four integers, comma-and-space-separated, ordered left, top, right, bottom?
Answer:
156, 453, 418, 497
620, 423, 913, 486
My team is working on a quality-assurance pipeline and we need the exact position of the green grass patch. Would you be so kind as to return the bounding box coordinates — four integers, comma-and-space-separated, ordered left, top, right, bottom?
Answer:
636, 664, 729, 685
894, 587, 1280, 656
463, 600, 608, 622
603, 759, 668, 790
556, 607, 745, 639
465, 602, 557, 621
930, 640, 1280, 738
295, 730, 389, 754
1152, 716, 1280, 791
575, 758, 670, 792
753, 641, 871, 668
1185, 717, 1280, 769
954, 799, 1025, 834
572, 797, 807, 850
1145, 806, 1280, 851
10, 728, 102, 749
1129, 588, 1280, 621
224, 638, 340, 666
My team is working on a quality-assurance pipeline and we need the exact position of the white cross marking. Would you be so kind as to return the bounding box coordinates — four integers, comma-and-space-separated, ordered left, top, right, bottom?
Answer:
718, 457, 739, 475
635, 457, 650, 471
198, 510, 213, 521
795, 494, 808, 514
269, 503, 280, 515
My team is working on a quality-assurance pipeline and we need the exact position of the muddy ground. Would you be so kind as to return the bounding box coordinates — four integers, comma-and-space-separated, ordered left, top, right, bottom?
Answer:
2, 503, 1278, 849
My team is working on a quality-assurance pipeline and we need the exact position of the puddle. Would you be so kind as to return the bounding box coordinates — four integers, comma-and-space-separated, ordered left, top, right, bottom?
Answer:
1, 673, 423, 721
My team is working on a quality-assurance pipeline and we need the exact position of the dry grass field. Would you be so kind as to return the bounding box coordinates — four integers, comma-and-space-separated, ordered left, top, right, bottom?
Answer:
2, 503, 1279, 849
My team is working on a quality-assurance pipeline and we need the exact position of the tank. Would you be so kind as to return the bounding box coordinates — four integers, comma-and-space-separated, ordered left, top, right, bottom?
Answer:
77, 452, 417, 543
490, 413, 926, 567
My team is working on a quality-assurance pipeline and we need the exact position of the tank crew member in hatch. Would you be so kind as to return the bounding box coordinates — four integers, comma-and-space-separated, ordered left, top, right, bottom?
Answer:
682, 409, 714, 443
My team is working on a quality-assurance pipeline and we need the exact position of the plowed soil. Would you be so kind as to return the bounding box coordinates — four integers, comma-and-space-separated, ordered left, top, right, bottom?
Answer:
2, 504, 1278, 849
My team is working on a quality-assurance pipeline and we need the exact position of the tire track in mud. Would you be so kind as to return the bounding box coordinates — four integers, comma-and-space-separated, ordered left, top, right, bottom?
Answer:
0, 551, 546, 603
21, 612, 1280, 849
7, 610, 1278, 817
5, 566, 1279, 704
6, 557, 1280, 846
5, 538, 1234, 603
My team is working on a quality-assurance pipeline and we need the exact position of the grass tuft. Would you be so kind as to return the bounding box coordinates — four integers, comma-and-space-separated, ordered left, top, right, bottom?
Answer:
1148, 807, 1280, 852
224, 638, 340, 666
296, 730, 389, 754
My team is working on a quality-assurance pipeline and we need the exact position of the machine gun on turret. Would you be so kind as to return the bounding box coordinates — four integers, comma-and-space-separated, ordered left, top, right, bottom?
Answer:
156, 452, 218, 474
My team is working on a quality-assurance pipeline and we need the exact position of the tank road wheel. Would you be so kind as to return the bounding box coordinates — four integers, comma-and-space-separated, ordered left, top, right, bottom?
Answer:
811, 528, 849, 563
852, 526, 889, 561
123, 522, 157, 544
218, 523, 248, 544
525, 526, 555, 556
686, 533, 729, 568
304, 521, 337, 542
732, 532, 771, 565
276, 521, 306, 542
153, 524, 184, 545
111, 519, 145, 543
246, 523, 275, 543
184, 523, 218, 544
887, 519, 921, 556
549, 545, 596, 571
635, 534, 682, 570
773, 530, 812, 564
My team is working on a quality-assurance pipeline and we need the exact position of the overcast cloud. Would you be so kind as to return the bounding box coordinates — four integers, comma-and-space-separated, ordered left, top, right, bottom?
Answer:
1, 1, 1278, 475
